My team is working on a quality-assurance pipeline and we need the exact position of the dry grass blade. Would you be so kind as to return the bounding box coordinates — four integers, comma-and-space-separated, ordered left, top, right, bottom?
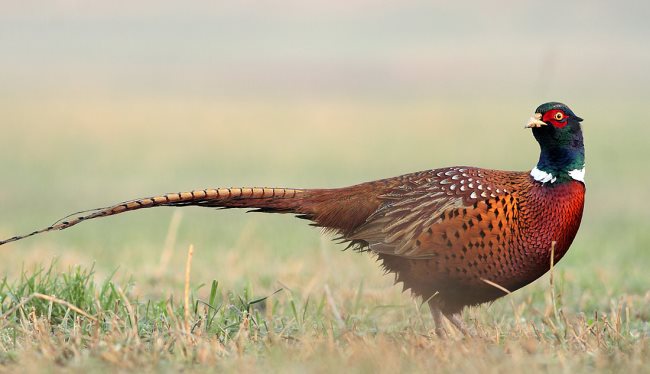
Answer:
550, 241, 559, 321
116, 286, 140, 344
480, 278, 511, 294
32, 293, 98, 322
184, 244, 194, 334
0, 293, 97, 322
324, 284, 344, 329
0, 295, 36, 321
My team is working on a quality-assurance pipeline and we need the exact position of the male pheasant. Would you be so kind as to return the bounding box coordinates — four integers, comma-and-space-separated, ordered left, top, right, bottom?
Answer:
0, 102, 585, 335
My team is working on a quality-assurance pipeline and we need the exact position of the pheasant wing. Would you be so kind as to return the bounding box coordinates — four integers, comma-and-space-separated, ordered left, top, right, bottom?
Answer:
349, 167, 523, 259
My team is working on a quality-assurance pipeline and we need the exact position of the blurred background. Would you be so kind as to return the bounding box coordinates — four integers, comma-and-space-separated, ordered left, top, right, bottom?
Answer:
0, 1, 648, 304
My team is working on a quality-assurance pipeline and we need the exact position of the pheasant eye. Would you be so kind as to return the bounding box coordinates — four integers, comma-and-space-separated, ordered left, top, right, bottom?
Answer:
554, 111, 565, 121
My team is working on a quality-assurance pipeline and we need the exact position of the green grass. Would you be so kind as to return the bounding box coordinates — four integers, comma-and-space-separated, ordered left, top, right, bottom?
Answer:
0, 96, 648, 372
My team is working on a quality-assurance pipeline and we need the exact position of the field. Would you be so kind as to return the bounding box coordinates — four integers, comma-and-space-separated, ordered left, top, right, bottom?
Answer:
0, 95, 648, 372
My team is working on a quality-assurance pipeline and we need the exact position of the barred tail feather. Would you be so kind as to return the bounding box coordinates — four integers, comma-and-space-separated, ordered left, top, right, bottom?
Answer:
0, 187, 307, 246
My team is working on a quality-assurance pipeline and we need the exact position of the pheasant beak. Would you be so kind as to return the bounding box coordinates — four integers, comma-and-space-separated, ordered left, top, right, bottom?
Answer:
525, 113, 547, 128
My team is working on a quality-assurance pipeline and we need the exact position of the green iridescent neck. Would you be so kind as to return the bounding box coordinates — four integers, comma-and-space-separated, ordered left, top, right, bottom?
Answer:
532, 122, 585, 184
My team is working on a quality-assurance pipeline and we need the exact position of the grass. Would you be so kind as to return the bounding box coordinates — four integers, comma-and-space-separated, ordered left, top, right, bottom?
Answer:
0, 95, 649, 372
0, 257, 647, 372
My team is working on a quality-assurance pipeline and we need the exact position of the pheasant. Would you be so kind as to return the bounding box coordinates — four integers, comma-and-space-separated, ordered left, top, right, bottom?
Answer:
0, 102, 585, 335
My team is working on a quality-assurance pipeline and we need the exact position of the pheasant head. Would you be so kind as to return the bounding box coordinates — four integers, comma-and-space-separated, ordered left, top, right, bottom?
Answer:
526, 102, 585, 184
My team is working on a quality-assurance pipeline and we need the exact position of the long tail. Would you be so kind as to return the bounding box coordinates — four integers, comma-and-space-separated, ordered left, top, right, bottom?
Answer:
0, 187, 310, 246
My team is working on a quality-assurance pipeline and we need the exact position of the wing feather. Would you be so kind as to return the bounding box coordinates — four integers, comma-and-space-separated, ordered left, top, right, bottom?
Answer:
349, 167, 527, 259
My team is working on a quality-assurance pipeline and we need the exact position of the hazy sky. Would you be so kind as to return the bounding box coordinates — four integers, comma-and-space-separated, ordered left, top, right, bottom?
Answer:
1, 1, 648, 101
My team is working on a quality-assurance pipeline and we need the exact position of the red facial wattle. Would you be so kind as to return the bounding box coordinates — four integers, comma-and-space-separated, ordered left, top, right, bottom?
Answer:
542, 109, 569, 128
